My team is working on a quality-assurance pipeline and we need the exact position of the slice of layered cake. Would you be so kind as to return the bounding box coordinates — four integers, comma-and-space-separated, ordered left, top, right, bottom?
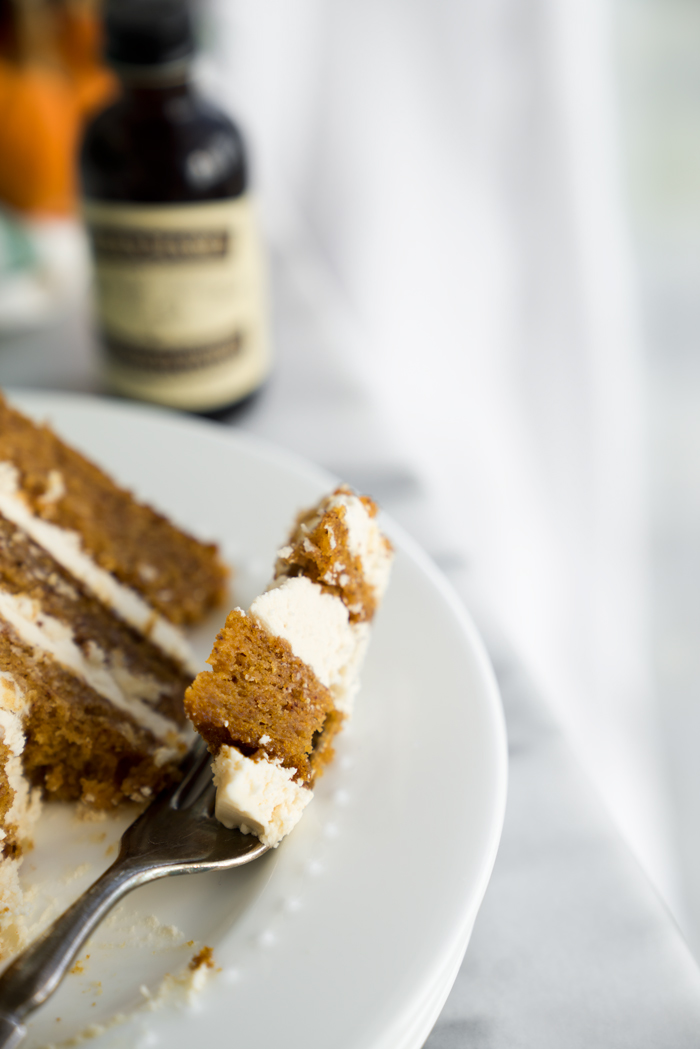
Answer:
0, 394, 226, 632
0, 393, 228, 957
0, 513, 194, 807
185, 487, 393, 847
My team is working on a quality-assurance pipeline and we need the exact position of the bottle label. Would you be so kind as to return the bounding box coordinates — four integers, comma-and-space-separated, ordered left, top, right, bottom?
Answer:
82, 196, 270, 410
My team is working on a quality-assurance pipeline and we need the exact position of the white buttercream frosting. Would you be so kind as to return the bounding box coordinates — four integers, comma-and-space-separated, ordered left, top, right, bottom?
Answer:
38, 470, 65, 505
252, 577, 370, 715
251, 576, 367, 714
212, 745, 312, 848
0, 462, 199, 674
0, 674, 34, 850
335, 621, 371, 714
0, 591, 184, 750
0, 673, 26, 757
324, 490, 393, 598
0, 672, 41, 959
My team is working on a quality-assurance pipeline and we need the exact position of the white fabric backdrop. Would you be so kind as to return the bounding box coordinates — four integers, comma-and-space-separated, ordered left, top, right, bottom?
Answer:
198, 0, 677, 909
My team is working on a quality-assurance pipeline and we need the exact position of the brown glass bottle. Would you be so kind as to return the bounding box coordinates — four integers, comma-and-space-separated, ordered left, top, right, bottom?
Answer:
80, 0, 269, 413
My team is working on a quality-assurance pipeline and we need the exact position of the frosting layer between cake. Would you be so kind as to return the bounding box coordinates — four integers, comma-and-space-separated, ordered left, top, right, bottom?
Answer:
251, 576, 369, 715
0, 591, 184, 747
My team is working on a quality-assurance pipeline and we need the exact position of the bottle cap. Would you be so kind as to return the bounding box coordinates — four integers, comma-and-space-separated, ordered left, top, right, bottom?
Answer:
105, 0, 194, 71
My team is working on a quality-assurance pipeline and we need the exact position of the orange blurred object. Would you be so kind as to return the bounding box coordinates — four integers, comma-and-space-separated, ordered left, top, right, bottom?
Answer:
0, 60, 79, 215
56, 2, 118, 118
0, 0, 117, 217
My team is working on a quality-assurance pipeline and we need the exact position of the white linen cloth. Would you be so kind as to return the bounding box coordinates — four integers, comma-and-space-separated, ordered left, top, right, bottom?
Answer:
198, 0, 677, 908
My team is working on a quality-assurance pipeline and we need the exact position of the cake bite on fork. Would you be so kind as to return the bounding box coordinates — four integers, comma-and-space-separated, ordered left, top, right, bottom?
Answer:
185, 486, 394, 847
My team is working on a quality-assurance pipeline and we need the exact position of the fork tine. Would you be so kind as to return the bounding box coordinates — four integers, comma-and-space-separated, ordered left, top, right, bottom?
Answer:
188, 780, 217, 820
177, 759, 215, 809
172, 751, 214, 805
0, 730, 269, 1039
177, 735, 208, 777
169, 737, 211, 808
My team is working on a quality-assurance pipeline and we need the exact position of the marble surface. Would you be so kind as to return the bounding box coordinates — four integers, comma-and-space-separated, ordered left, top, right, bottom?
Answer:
1, 242, 700, 1046
426, 623, 700, 1048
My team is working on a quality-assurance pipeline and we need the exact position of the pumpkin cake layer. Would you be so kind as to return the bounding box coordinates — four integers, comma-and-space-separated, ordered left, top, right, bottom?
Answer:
0, 393, 228, 632
186, 487, 393, 848
275, 485, 393, 625
184, 608, 343, 787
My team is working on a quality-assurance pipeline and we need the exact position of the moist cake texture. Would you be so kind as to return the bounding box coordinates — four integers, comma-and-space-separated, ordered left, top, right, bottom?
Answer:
185, 486, 393, 847
0, 393, 228, 959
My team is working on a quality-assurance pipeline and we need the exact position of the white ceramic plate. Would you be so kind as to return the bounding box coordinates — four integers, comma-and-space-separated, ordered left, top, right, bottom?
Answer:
9, 391, 507, 1049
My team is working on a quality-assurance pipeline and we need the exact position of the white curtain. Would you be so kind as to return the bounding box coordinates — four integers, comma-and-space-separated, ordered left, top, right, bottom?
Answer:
199, 0, 677, 909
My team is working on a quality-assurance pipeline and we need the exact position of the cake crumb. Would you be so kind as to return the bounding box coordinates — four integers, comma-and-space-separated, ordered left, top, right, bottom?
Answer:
64, 863, 91, 885
73, 806, 107, 824
138, 563, 158, 583
39, 469, 66, 505
189, 945, 214, 971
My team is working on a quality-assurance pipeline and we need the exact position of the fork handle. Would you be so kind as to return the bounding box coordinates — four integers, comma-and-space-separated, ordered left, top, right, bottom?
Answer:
0, 856, 155, 1047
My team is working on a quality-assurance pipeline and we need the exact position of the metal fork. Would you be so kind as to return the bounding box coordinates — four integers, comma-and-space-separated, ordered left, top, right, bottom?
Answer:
0, 739, 269, 1049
